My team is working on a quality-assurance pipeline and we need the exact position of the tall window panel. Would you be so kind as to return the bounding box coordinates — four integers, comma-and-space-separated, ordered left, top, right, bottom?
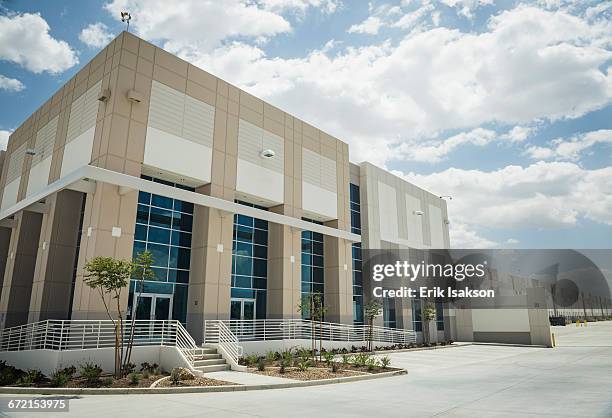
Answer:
128, 176, 194, 324
436, 301, 445, 331
350, 183, 364, 324
231, 201, 268, 320
301, 218, 324, 319
383, 298, 397, 328
412, 298, 422, 332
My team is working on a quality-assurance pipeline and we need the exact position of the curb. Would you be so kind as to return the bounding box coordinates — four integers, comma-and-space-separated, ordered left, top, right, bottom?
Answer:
372, 343, 468, 355
0, 369, 406, 395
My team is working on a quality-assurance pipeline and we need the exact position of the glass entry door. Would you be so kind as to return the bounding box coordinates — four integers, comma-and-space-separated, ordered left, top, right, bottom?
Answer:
230, 298, 256, 338
134, 293, 173, 321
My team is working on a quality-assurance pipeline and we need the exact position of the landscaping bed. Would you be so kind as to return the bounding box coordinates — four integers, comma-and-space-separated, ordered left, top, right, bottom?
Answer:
155, 376, 237, 388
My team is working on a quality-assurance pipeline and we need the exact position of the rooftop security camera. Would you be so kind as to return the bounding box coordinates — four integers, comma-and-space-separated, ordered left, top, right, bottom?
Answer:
260, 149, 276, 158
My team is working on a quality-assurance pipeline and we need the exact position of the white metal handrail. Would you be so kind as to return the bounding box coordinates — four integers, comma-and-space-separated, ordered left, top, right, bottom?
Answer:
216, 321, 243, 366
0, 319, 199, 366
203, 319, 417, 346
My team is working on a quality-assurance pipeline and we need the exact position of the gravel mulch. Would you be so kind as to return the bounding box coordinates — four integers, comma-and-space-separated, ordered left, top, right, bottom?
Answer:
59, 374, 167, 388
156, 376, 238, 387
249, 366, 368, 381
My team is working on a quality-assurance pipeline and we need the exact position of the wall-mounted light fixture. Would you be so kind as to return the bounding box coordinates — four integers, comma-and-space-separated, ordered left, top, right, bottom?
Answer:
98, 88, 111, 102
439, 195, 453, 200
260, 149, 276, 159
413, 210, 424, 216
25, 148, 37, 156
444, 219, 450, 225
127, 89, 143, 103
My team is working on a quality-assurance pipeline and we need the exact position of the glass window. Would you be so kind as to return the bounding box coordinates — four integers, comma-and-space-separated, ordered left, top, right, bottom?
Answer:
350, 184, 363, 324
301, 218, 325, 319
231, 201, 269, 319
129, 177, 194, 325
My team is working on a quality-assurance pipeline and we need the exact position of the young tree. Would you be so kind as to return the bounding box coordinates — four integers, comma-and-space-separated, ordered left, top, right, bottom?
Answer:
123, 250, 156, 370
422, 302, 437, 345
83, 257, 132, 378
363, 299, 382, 351
297, 293, 327, 360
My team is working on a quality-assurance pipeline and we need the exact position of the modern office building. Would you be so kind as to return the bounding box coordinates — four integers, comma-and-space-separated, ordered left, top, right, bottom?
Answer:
1, 31, 547, 348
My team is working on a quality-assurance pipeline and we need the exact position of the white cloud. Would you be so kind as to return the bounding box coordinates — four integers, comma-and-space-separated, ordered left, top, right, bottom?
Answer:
348, 16, 384, 35
0, 130, 11, 150
440, 0, 495, 19
506, 238, 520, 245
79, 23, 115, 48
261, 0, 341, 14
176, 5, 611, 163
0, 13, 78, 74
403, 161, 612, 232
500, 125, 535, 143
392, 4, 435, 29
525, 129, 612, 161
0, 75, 24, 92
105, 0, 292, 53
450, 222, 497, 248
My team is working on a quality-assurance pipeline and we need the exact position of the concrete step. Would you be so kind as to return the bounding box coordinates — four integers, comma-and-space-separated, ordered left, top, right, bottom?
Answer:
195, 364, 230, 373
194, 347, 218, 355
194, 358, 226, 367
192, 353, 222, 361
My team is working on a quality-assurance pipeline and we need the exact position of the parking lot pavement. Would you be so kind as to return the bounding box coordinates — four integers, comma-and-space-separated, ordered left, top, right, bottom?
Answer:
2, 322, 611, 418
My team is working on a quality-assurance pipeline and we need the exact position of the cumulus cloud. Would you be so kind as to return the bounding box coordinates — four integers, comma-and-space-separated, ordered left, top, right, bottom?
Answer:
261, 0, 341, 14
0, 130, 11, 150
348, 16, 384, 35
0, 13, 78, 74
105, 0, 292, 53
449, 222, 498, 248
0, 75, 24, 92
403, 161, 612, 232
79, 23, 115, 48
173, 5, 611, 163
525, 129, 612, 161
439, 0, 495, 19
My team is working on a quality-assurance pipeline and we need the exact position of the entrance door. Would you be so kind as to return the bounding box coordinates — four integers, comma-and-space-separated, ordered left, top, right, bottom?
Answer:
230, 298, 256, 338
134, 294, 173, 321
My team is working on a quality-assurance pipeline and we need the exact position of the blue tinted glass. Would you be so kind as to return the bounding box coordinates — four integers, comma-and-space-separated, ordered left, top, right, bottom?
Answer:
253, 278, 266, 289
313, 283, 324, 294
231, 288, 255, 299
138, 192, 151, 204
143, 281, 173, 294
151, 266, 168, 281
313, 241, 324, 255
148, 226, 171, 245
312, 255, 324, 267
301, 282, 311, 293
253, 258, 267, 277
313, 267, 324, 283
171, 231, 192, 247
176, 270, 189, 284
173, 213, 192, 231
135, 224, 147, 241
253, 244, 267, 259
149, 207, 173, 228
148, 243, 170, 266
174, 200, 193, 214
254, 229, 267, 245
302, 253, 312, 266
136, 204, 149, 223
254, 218, 268, 230
234, 255, 252, 276
301, 265, 311, 281
172, 284, 188, 323
133, 240, 146, 256
151, 194, 173, 209
234, 241, 252, 257
234, 275, 251, 288
177, 248, 191, 269
236, 225, 253, 242
301, 239, 312, 253
236, 214, 253, 227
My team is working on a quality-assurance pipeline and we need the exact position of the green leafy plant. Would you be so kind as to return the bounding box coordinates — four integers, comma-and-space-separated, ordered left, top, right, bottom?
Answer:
366, 356, 379, 371
297, 348, 312, 363
122, 362, 136, 375
128, 372, 141, 385
17, 370, 45, 386
245, 354, 258, 367
102, 377, 113, 386
323, 351, 334, 365
83, 256, 132, 378
297, 293, 327, 360
297, 359, 310, 371
266, 350, 276, 364
257, 358, 266, 371
342, 354, 351, 367
170, 368, 182, 385
79, 362, 103, 384
422, 303, 437, 345
279, 350, 292, 374
49, 366, 75, 387
364, 300, 383, 352
354, 352, 370, 367
331, 361, 340, 373
381, 356, 391, 369
140, 362, 159, 374
0, 361, 25, 386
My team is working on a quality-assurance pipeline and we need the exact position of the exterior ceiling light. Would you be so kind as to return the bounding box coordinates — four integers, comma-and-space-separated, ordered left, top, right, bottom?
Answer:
25, 148, 37, 156
260, 149, 276, 158
413, 210, 424, 216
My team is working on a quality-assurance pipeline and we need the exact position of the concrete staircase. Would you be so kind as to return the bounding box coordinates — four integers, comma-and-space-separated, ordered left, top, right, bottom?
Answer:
189, 347, 230, 373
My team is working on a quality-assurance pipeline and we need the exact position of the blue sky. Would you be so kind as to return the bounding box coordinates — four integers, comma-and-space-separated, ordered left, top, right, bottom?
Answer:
0, 0, 610, 249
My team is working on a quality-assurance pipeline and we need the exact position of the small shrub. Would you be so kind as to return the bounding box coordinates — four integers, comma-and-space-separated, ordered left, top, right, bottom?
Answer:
17, 370, 45, 386
122, 362, 136, 375
265, 351, 276, 364
79, 362, 102, 384
50, 367, 75, 387
279, 350, 292, 374
297, 348, 311, 362
354, 353, 370, 367
342, 354, 351, 367
142, 371, 150, 379
102, 377, 113, 386
366, 357, 379, 372
0, 361, 25, 386
257, 358, 266, 371
331, 361, 340, 373
381, 356, 391, 369
297, 359, 310, 371
322, 351, 334, 365
245, 354, 258, 366
128, 372, 141, 385
140, 362, 159, 373
170, 368, 182, 385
